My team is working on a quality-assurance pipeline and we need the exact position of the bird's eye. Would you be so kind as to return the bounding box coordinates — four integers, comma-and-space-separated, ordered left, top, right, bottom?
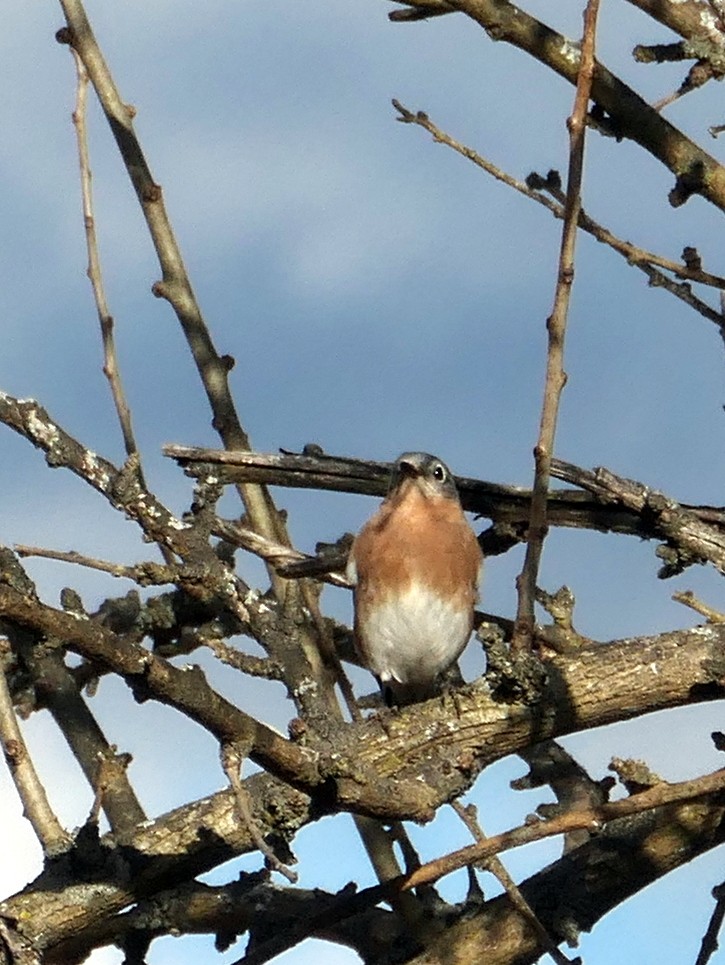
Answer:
432, 463, 447, 482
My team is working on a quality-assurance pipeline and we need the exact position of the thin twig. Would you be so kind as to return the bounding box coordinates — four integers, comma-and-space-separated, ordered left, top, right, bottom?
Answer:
393, 99, 725, 329
696, 881, 725, 965
404, 766, 725, 891
0, 646, 71, 856
70, 50, 144, 475
15, 544, 178, 585
652, 61, 720, 113
531, 174, 725, 292
205, 639, 284, 679
450, 801, 578, 965
220, 742, 298, 883
512, 0, 601, 652
212, 521, 351, 587
672, 590, 725, 623
57, 2, 290, 577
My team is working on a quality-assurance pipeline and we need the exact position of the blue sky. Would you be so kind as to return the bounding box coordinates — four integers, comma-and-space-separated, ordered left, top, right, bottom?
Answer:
3, 2, 725, 962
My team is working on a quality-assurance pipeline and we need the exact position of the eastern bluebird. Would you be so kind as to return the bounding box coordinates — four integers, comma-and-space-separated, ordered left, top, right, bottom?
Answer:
346, 452, 483, 705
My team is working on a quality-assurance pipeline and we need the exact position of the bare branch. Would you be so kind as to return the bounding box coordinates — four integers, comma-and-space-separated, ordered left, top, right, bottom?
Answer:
0, 646, 71, 856
15, 545, 177, 586
405, 766, 725, 892
221, 742, 298, 883
56, 0, 291, 592
212, 519, 351, 587
450, 800, 578, 965
626, 0, 725, 51
393, 0, 725, 212
512, 0, 600, 652
696, 881, 725, 965
70, 50, 143, 474
0, 546, 147, 835
551, 458, 725, 576
165, 446, 725, 549
0, 583, 320, 792
672, 589, 725, 623
392, 99, 725, 330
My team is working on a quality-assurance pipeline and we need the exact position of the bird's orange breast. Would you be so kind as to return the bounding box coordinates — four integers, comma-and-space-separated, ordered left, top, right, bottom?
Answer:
350, 484, 481, 605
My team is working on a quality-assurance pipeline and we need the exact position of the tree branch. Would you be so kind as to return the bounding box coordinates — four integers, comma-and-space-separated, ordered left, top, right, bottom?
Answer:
391, 0, 725, 212
70, 50, 143, 476
393, 99, 725, 331
164, 446, 725, 557
513, 0, 600, 652
551, 458, 725, 576
0, 646, 71, 856
56, 0, 290, 584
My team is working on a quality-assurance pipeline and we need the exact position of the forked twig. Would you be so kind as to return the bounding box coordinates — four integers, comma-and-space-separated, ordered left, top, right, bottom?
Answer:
233, 764, 725, 965
392, 100, 725, 329
403, 766, 725, 891
450, 800, 578, 965
512, 0, 601, 652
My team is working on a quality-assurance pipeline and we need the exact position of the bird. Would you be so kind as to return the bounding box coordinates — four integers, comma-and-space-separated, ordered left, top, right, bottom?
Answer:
346, 452, 483, 705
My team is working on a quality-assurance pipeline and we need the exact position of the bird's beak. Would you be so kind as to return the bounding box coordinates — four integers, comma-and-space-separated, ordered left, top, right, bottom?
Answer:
397, 458, 420, 478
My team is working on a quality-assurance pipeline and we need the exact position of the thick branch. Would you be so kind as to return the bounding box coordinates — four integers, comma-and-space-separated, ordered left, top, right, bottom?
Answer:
626, 0, 725, 53
3, 618, 725, 958
0, 585, 318, 791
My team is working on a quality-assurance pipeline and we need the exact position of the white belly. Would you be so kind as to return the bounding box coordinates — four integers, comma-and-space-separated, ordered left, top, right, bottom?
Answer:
361, 582, 472, 688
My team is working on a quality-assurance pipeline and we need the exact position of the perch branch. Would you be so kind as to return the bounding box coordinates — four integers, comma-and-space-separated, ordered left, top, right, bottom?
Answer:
7, 620, 725, 961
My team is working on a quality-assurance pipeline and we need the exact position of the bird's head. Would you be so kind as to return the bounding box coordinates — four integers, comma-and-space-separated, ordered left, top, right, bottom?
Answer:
388, 451, 459, 502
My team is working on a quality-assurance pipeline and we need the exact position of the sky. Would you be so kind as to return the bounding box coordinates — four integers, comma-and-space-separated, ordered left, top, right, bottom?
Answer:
2, 1, 725, 963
